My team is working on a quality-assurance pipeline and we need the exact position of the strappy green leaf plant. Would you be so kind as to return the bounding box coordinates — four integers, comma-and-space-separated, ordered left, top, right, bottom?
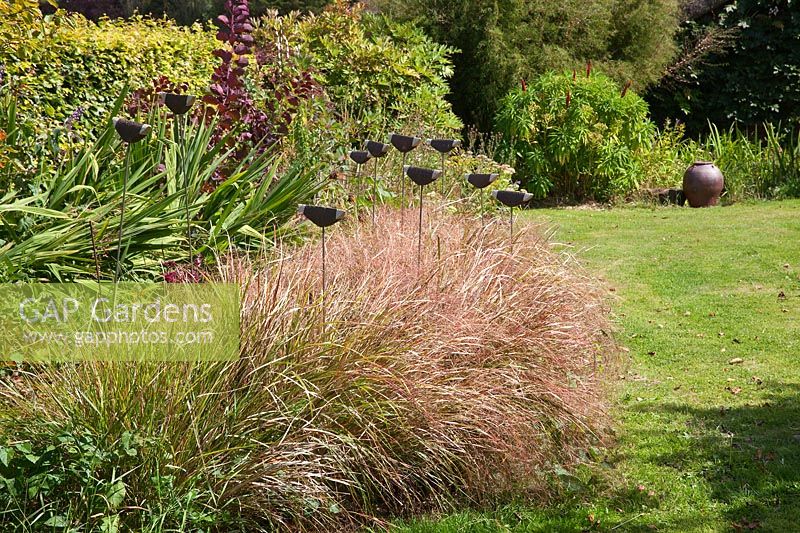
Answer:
0, 93, 321, 282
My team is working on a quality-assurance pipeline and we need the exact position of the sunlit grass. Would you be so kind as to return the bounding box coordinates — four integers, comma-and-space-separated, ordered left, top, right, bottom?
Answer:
398, 200, 800, 532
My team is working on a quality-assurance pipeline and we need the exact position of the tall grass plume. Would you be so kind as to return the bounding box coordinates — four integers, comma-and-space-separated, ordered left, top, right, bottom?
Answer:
0, 208, 616, 531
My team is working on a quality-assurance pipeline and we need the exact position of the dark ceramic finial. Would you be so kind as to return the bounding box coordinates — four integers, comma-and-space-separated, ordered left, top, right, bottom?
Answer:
349, 150, 372, 165
389, 133, 422, 153
427, 138, 461, 154
491, 190, 533, 207
467, 173, 499, 189
158, 93, 196, 115
365, 140, 391, 158
404, 166, 442, 187
113, 118, 152, 143
298, 204, 347, 228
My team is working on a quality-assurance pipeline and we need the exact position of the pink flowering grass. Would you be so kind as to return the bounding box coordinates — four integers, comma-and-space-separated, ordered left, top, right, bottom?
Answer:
1, 208, 616, 531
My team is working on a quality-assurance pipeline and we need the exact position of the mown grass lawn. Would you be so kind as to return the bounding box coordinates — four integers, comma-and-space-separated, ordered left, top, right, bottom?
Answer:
395, 200, 800, 532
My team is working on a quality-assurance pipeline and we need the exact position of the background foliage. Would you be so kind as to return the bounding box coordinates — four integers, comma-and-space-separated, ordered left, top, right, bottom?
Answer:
495, 71, 655, 201
0, 8, 216, 130
636, 121, 800, 203
252, 2, 461, 150
53, 0, 332, 24
374, 0, 680, 129
648, 0, 800, 134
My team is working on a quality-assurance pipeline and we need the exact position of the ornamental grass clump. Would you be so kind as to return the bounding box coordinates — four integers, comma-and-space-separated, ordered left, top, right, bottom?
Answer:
0, 209, 615, 531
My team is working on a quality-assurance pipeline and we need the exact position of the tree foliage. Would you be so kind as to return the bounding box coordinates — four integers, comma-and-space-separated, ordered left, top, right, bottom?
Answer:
648, 0, 800, 133
374, 0, 680, 129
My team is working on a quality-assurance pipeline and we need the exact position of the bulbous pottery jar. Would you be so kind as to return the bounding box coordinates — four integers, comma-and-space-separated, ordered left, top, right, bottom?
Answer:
683, 161, 724, 207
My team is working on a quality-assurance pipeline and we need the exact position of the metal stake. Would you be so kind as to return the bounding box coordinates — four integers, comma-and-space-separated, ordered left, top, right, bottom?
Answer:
400, 152, 407, 225
418, 184, 424, 268
322, 224, 326, 326
114, 143, 132, 284
509, 206, 514, 239
372, 157, 378, 227
440, 152, 446, 195
354, 163, 361, 219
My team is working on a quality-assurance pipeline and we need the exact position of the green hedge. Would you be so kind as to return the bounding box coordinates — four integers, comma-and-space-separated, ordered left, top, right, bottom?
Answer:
1, 9, 216, 129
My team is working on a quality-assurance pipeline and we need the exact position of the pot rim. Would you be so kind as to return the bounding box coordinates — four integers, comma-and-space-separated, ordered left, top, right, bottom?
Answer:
692, 160, 715, 166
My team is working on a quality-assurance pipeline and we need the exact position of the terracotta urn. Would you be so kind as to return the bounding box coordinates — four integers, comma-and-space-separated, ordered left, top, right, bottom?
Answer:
683, 161, 724, 207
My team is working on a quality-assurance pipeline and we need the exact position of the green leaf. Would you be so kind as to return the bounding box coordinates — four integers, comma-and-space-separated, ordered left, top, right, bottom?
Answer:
43, 515, 68, 528
106, 480, 126, 509
100, 515, 120, 533
0, 205, 71, 219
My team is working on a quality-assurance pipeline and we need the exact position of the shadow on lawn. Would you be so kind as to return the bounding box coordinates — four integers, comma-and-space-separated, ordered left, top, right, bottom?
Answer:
621, 381, 800, 531
394, 383, 800, 532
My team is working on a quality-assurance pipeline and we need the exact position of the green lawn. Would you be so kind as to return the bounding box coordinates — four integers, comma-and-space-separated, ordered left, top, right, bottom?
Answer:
395, 200, 800, 532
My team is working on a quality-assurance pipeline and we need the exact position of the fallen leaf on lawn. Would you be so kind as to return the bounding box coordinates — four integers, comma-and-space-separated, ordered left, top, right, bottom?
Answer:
733, 338, 741, 344
729, 358, 744, 365
647, 351, 656, 356
719, 332, 725, 337
673, 385, 682, 391
726, 386, 742, 395
751, 376, 762, 385
778, 290, 786, 300
684, 311, 691, 316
